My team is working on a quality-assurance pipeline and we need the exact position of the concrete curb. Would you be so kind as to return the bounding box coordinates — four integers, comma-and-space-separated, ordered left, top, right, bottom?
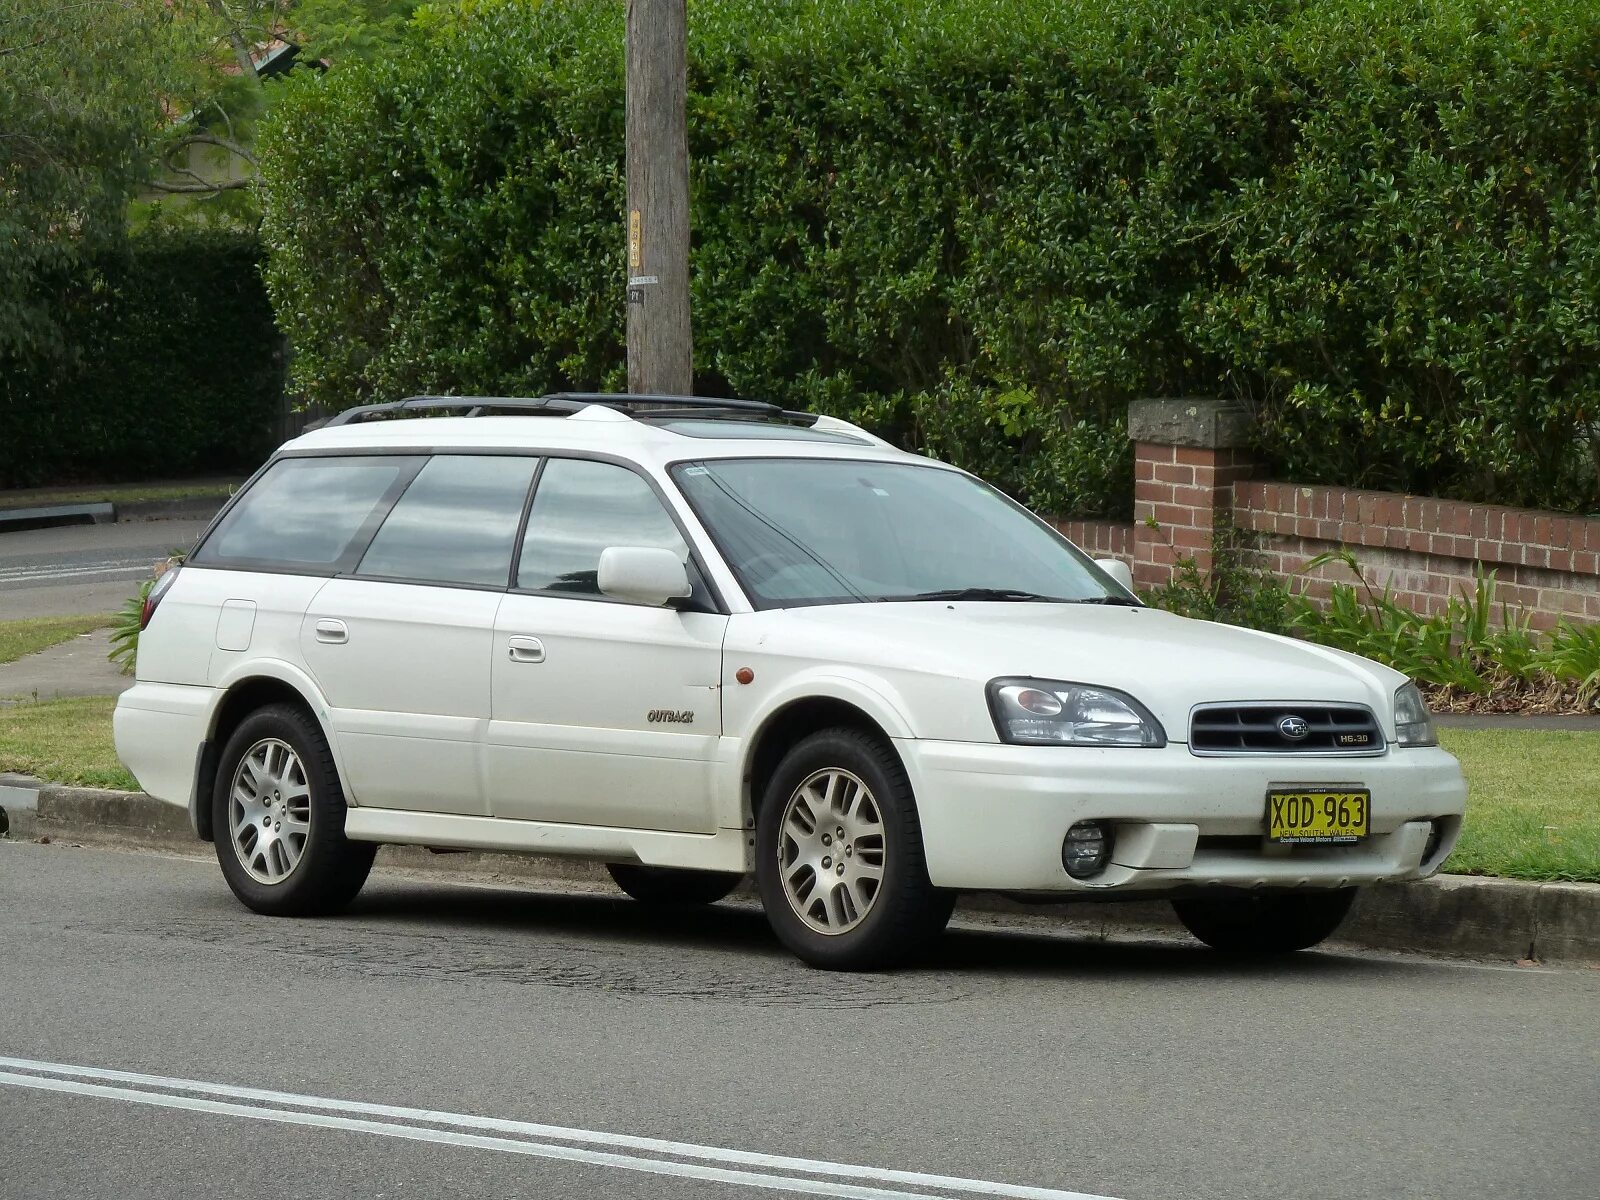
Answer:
0, 503, 114, 534
0, 494, 225, 535
115, 496, 228, 523
15, 785, 1600, 965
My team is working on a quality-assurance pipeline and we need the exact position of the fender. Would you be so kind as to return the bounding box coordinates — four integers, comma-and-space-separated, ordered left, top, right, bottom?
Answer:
732, 667, 919, 796
206, 657, 362, 805
742, 668, 917, 741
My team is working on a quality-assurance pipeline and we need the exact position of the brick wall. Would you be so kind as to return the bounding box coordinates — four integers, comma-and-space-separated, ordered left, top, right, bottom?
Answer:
1233, 482, 1600, 628
1131, 441, 1256, 588
1051, 518, 1132, 561
1050, 400, 1600, 626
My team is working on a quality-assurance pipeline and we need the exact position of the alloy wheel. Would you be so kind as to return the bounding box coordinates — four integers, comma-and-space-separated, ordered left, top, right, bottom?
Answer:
228, 738, 312, 885
777, 768, 886, 934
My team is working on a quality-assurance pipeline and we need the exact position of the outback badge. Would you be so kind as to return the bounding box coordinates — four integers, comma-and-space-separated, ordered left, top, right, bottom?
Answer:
648, 709, 695, 724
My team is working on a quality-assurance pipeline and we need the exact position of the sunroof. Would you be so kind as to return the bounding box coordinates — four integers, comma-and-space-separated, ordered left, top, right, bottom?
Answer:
653, 419, 869, 444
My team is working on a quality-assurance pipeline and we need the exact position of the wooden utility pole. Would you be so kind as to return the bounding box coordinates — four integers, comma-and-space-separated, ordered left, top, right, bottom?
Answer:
625, 0, 693, 395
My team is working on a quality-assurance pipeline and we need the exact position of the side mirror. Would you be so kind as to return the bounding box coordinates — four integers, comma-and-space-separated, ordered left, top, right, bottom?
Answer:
598, 546, 692, 607
1096, 558, 1135, 592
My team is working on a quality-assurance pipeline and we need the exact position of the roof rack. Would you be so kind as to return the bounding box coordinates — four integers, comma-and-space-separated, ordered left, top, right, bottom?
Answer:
321, 392, 819, 428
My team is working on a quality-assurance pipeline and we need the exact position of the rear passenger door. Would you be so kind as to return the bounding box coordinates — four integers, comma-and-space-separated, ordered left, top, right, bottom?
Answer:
301, 454, 539, 816
486, 457, 726, 833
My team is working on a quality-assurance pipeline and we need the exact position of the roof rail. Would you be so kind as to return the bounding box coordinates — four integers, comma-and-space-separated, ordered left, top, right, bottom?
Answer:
321, 392, 820, 428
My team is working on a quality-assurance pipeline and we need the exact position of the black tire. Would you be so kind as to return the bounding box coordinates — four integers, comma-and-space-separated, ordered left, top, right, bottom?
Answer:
606, 863, 742, 906
212, 703, 375, 917
755, 727, 954, 971
1172, 888, 1357, 954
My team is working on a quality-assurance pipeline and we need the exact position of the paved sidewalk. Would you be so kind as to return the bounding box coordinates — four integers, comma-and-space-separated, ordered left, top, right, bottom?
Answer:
0, 629, 130, 701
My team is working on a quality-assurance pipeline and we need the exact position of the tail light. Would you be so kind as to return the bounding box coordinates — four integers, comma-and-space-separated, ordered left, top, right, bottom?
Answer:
140, 567, 181, 631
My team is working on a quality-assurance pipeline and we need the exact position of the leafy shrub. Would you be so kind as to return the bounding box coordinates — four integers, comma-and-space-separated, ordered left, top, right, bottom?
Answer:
1288, 550, 1599, 710
108, 555, 184, 676
1147, 541, 1600, 711
1, 227, 283, 488
1534, 621, 1600, 705
1142, 522, 1294, 634
258, 0, 1600, 517
107, 579, 155, 677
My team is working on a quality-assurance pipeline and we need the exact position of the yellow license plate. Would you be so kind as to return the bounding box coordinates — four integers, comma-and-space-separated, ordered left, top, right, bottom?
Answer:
1266, 789, 1369, 844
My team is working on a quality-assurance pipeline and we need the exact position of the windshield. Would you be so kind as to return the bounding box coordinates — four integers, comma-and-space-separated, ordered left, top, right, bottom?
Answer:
671, 457, 1129, 609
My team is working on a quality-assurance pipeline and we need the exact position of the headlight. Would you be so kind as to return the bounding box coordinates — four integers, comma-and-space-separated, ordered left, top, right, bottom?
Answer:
987, 678, 1166, 747
1394, 682, 1438, 747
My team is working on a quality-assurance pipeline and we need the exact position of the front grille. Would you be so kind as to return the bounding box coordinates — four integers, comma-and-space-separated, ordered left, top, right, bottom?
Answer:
1189, 703, 1385, 755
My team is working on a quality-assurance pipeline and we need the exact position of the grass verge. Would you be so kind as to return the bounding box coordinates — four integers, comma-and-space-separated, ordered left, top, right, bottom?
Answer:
0, 482, 234, 510
1439, 728, 1600, 884
0, 701, 1592, 883
0, 695, 137, 790
0, 616, 112, 667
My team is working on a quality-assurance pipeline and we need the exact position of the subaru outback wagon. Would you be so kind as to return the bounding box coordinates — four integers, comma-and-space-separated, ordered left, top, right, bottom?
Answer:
114, 393, 1466, 970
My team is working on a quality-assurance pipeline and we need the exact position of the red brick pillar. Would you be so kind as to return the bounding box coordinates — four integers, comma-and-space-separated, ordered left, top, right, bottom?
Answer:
1129, 399, 1256, 591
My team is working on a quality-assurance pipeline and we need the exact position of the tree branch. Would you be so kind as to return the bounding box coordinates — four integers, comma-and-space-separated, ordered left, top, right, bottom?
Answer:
147, 175, 253, 193
149, 132, 258, 192
167, 131, 257, 166
0, 34, 56, 57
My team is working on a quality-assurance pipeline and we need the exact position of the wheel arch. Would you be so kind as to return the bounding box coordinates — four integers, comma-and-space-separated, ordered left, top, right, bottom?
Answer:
196, 663, 349, 841
741, 685, 909, 828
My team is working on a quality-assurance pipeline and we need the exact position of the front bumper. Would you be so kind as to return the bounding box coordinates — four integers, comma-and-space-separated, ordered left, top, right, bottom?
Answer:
897, 738, 1467, 894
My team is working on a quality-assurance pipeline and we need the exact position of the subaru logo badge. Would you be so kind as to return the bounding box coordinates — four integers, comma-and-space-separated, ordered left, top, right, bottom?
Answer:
1279, 715, 1310, 741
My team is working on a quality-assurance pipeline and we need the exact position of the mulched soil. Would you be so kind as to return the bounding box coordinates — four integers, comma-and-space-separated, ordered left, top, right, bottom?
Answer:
1424, 679, 1600, 716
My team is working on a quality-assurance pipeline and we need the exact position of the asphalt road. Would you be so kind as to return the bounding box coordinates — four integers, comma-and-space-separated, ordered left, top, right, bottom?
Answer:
0, 519, 210, 619
2, 843, 1597, 1200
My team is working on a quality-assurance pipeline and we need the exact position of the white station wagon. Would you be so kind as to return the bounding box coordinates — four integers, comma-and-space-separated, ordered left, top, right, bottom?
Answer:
115, 393, 1467, 969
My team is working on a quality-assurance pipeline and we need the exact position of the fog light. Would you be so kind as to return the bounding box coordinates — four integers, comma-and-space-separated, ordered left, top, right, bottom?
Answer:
1062, 820, 1112, 879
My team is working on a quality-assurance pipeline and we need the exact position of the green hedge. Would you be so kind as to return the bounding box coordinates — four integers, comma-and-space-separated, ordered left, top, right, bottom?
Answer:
1, 229, 283, 489
258, 0, 1600, 517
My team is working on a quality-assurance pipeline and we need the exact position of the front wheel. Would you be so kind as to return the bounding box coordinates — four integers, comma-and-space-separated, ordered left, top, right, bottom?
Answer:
606, 863, 742, 906
1172, 888, 1357, 954
212, 704, 375, 917
755, 728, 954, 971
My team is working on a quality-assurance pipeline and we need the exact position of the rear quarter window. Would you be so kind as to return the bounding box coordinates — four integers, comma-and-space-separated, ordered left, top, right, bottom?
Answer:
193, 456, 421, 570
356, 455, 538, 587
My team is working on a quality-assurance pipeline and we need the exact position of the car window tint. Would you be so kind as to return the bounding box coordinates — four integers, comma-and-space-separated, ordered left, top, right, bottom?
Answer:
200, 456, 418, 567
517, 459, 687, 595
357, 455, 538, 587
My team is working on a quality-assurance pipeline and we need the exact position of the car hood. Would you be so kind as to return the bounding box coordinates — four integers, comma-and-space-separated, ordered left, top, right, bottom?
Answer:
734, 602, 1405, 743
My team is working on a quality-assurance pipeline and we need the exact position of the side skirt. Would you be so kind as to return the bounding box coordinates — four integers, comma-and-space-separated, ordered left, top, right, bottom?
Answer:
342, 808, 750, 874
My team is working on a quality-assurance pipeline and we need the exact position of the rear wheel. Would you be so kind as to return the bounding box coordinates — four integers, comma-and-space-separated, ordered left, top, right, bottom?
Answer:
1172, 888, 1357, 954
212, 704, 375, 916
755, 728, 953, 971
606, 863, 742, 906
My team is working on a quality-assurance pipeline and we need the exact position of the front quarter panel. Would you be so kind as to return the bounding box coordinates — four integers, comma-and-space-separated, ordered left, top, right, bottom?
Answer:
721, 612, 995, 745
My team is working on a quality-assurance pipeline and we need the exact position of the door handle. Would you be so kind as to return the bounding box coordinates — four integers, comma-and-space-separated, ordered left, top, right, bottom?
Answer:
314, 619, 348, 645
507, 636, 545, 663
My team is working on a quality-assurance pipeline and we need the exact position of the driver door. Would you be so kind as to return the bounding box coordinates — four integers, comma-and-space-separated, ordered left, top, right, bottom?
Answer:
484, 457, 726, 833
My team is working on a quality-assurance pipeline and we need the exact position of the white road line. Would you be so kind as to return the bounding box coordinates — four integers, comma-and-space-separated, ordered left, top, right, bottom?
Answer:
0, 556, 148, 571
0, 563, 149, 584
0, 1058, 1120, 1200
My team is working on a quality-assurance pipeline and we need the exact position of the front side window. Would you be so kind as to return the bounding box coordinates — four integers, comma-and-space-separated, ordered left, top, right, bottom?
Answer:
671, 457, 1124, 609
357, 455, 538, 587
516, 458, 689, 595
197, 456, 420, 569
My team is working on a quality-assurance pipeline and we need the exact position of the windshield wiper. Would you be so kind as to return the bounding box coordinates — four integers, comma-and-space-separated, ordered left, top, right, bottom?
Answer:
1066, 595, 1143, 607
886, 587, 1068, 603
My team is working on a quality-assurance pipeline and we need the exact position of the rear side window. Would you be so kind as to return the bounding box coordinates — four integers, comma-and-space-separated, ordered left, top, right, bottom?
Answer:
357, 455, 538, 587
516, 458, 688, 595
196, 456, 420, 569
